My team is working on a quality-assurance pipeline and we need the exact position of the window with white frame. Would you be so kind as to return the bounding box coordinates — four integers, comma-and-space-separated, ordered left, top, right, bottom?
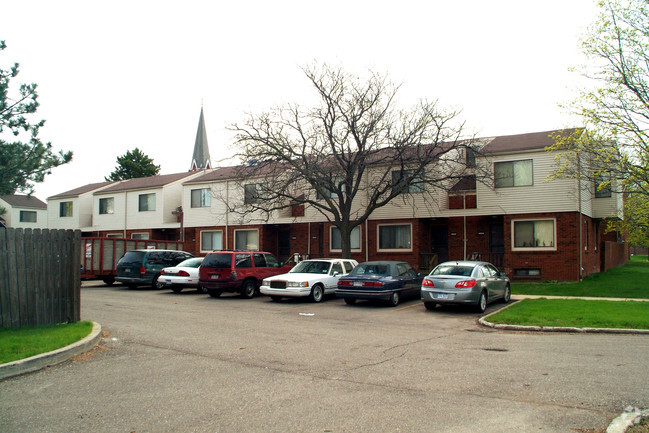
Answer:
201, 230, 223, 251
191, 188, 211, 208
99, 197, 114, 214
59, 201, 73, 217
106, 233, 122, 238
494, 159, 533, 188
594, 173, 612, 198
330, 226, 361, 251
378, 224, 412, 251
19, 210, 37, 223
138, 193, 155, 211
131, 232, 150, 240
391, 169, 425, 194
235, 229, 259, 250
512, 219, 556, 250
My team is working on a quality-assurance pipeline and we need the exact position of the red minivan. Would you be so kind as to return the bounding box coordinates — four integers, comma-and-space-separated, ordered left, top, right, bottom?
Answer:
199, 251, 293, 299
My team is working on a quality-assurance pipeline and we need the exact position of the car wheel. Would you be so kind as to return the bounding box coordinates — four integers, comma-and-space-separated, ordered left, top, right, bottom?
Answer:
309, 284, 324, 303
344, 297, 356, 305
241, 280, 256, 299
270, 296, 282, 302
102, 276, 115, 286
171, 287, 183, 294
475, 290, 487, 313
208, 289, 222, 298
502, 284, 511, 303
387, 291, 400, 307
424, 301, 437, 311
153, 274, 165, 289
197, 285, 207, 294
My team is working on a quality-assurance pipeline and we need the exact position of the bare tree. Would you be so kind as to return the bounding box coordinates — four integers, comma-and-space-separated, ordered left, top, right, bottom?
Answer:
229, 64, 482, 258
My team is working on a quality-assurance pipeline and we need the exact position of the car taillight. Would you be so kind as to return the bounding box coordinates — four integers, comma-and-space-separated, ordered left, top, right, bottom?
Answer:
363, 281, 383, 287
178, 270, 190, 277
422, 279, 434, 287
230, 270, 237, 280
140, 266, 146, 275
338, 280, 352, 286
160, 270, 166, 275
455, 280, 477, 288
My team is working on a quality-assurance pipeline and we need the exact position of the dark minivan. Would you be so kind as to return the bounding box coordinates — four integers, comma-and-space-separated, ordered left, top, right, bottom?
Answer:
116, 249, 194, 289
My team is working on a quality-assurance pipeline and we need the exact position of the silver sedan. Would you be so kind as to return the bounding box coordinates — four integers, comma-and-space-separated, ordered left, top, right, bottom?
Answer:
420, 261, 510, 313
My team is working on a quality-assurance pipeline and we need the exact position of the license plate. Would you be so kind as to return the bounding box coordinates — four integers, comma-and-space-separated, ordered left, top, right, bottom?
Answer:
437, 293, 449, 299
124, 269, 130, 273
211, 275, 219, 280
354, 281, 363, 287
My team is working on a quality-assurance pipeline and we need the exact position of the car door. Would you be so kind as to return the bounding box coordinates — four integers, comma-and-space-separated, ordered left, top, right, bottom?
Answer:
396, 263, 419, 297
325, 261, 343, 292
486, 264, 507, 299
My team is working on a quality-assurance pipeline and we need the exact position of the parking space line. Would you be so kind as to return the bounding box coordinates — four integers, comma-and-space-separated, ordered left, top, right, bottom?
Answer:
393, 301, 423, 311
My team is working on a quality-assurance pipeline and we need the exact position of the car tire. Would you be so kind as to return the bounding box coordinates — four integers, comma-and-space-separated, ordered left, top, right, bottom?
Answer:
241, 280, 256, 299
475, 290, 487, 313
309, 284, 324, 303
424, 301, 437, 311
102, 276, 115, 286
153, 274, 165, 289
171, 287, 183, 294
344, 297, 356, 305
387, 291, 400, 307
502, 284, 511, 303
270, 296, 282, 302
208, 289, 222, 298
197, 285, 207, 294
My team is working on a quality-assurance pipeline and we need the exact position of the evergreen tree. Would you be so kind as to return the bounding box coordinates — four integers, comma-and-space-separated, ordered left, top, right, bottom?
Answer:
105, 148, 160, 181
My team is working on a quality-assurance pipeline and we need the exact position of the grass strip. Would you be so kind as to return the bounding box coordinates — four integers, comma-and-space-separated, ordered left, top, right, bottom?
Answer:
511, 255, 649, 299
0, 321, 94, 364
487, 298, 649, 330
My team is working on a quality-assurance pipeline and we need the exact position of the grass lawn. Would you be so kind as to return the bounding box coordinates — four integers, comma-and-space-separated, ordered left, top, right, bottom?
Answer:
511, 255, 649, 299
0, 321, 94, 364
487, 298, 649, 330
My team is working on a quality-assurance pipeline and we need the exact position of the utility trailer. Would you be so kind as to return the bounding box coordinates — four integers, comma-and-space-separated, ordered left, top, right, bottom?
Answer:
80, 237, 186, 285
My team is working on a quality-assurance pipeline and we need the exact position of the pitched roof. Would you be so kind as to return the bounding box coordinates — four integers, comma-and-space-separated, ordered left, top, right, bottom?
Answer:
48, 181, 116, 200
96, 172, 201, 194
0, 194, 47, 209
481, 128, 580, 154
191, 107, 212, 171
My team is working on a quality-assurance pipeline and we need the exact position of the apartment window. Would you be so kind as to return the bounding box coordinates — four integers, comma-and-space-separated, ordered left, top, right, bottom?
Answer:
330, 226, 361, 251
60, 201, 73, 217
392, 170, 424, 194
466, 147, 476, 168
201, 230, 223, 251
235, 229, 259, 250
106, 233, 122, 238
494, 159, 533, 188
378, 224, 412, 251
244, 184, 263, 204
138, 193, 155, 212
512, 219, 556, 250
191, 188, 211, 208
595, 174, 612, 198
131, 233, 149, 240
317, 176, 345, 200
99, 197, 114, 214
19, 210, 37, 223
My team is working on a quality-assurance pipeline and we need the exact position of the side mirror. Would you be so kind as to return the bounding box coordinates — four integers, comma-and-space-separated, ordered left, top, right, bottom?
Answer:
332, 271, 340, 277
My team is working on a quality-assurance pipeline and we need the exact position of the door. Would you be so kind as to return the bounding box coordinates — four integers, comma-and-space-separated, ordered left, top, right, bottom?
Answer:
430, 225, 449, 264
278, 229, 291, 264
489, 223, 505, 268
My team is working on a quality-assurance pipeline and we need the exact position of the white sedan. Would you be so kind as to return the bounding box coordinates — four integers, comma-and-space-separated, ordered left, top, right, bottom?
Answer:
160, 257, 205, 293
260, 259, 358, 303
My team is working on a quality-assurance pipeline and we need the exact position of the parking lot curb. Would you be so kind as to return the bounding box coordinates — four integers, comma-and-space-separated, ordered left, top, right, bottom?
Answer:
0, 322, 102, 381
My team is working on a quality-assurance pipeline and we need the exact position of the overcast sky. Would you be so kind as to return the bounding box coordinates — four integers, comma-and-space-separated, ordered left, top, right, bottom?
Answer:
1, 0, 600, 202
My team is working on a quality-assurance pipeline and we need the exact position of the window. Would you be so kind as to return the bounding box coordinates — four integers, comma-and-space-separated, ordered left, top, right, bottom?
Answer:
392, 170, 425, 194
191, 188, 211, 208
234, 229, 259, 250
514, 269, 541, 277
264, 254, 280, 268
131, 233, 149, 240
330, 226, 361, 251
512, 219, 556, 250
235, 253, 253, 268
317, 176, 345, 199
342, 261, 354, 273
244, 184, 263, 204
106, 233, 122, 238
253, 253, 267, 267
465, 147, 476, 168
331, 262, 343, 275
201, 230, 223, 251
60, 201, 73, 217
378, 224, 412, 251
99, 197, 114, 214
595, 174, 612, 198
19, 210, 37, 223
494, 159, 533, 188
138, 193, 155, 211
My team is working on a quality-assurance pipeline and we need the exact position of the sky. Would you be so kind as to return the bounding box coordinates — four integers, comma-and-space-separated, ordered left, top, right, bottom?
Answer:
1, 0, 601, 202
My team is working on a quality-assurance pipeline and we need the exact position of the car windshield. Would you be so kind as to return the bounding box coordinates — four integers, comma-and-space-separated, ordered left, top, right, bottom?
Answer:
290, 261, 331, 274
177, 258, 203, 268
202, 254, 232, 269
119, 251, 145, 265
350, 264, 390, 277
431, 265, 475, 277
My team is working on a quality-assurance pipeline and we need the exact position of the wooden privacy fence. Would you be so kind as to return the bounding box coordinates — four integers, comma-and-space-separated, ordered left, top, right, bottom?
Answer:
0, 228, 81, 328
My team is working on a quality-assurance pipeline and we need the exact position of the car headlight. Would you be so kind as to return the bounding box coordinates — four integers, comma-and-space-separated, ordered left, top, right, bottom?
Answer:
287, 281, 309, 288
262, 279, 270, 286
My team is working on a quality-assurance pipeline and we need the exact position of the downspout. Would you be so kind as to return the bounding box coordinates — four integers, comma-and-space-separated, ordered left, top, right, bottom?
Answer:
365, 174, 370, 262
225, 181, 230, 250
308, 222, 311, 257
124, 192, 128, 238
463, 192, 467, 260
577, 152, 583, 280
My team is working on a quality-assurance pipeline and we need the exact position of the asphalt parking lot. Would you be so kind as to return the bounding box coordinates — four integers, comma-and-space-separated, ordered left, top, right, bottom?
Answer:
1, 281, 648, 433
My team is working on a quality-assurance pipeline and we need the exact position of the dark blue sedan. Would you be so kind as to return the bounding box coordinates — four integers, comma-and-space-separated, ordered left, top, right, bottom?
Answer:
336, 261, 423, 307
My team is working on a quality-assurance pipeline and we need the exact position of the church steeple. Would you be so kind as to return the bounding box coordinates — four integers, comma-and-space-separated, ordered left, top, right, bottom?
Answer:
190, 106, 212, 171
